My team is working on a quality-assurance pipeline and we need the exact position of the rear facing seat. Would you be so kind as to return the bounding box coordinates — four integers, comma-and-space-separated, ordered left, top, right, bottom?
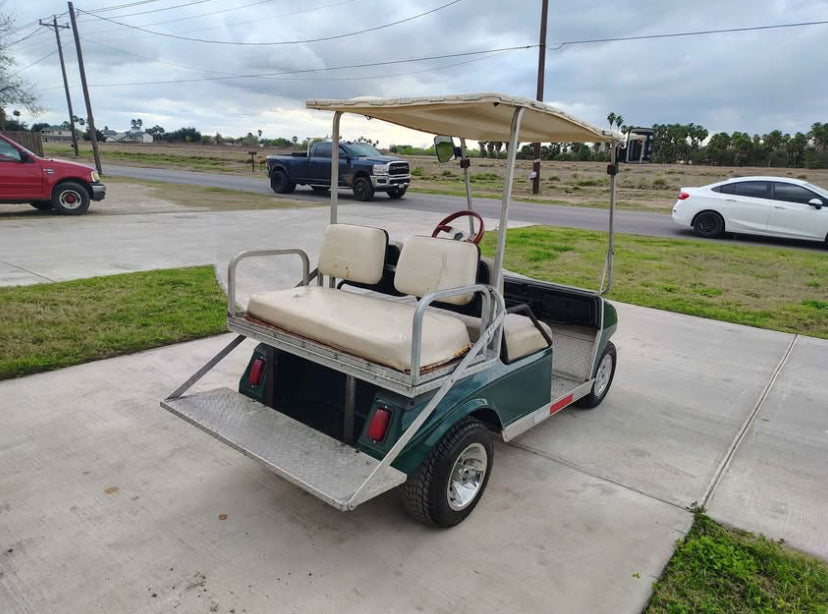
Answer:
246, 225, 478, 372
245, 223, 551, 372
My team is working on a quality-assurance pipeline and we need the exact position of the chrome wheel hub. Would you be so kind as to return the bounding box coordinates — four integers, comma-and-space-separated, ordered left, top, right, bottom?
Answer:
447, 443, 487, 511
59, 190, 82, 209
594, 352, 613, 397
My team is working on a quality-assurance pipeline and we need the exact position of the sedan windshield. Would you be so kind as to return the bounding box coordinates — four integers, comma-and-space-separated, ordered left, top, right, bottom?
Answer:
344, 143, 382, 157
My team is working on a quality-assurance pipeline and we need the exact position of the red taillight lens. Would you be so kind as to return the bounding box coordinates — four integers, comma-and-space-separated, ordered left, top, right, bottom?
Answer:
248, 358, 265, 386
368, 407, 392, 442
678, 192, 690, 200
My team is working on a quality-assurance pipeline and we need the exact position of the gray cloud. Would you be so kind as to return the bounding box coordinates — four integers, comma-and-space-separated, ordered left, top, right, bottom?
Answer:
12, 0, 828, 145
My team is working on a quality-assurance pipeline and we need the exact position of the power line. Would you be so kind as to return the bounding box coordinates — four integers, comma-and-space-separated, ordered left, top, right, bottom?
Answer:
78, 38, 514, 81
76, 0, 464, 45
546, 19, 828, 50
9, 46, 66, 76
42, 44, 536, 88
79, 0, 358, 39
86, 0, 217, 19
1, 27, 43, 49
85, 0, 166, 14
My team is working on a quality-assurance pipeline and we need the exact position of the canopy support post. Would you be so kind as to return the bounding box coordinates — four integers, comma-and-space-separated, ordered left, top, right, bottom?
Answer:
600, 143, 618, 295
459, 137, 474, 234
491, 107, 525, 292
330, 111, 342, 225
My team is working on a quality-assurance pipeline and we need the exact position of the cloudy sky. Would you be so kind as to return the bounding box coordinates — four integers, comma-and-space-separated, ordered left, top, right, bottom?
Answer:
7, 0, 828, 146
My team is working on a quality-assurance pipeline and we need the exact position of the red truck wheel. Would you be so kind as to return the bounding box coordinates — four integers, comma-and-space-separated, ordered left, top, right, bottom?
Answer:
52, 181, 90, 215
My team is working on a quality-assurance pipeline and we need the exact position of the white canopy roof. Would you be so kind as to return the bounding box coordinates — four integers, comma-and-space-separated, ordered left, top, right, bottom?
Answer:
306, 93, 616, 143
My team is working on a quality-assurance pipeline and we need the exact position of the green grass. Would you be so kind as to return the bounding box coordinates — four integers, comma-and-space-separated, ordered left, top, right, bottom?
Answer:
646, 511, 828, 613
0, 266, 227, 379
480, 226, 828, 338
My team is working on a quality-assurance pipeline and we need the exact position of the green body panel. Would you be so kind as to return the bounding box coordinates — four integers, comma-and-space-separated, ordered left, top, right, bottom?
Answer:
588, 300, 617, 377
358, 349, 553, 475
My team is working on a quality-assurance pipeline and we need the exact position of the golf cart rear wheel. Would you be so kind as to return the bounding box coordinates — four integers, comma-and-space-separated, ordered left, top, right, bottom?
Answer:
51, 181, 90, 215
575, 342, 617, 409
693, 211, 725, 238
352, 176, 374, 201
270, 169, 296, 194
30, 201, 52, 211
402, 417, 493, 528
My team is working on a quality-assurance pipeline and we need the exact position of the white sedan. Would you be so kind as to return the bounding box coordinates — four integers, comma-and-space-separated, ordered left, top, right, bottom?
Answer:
671, 176, 828, 244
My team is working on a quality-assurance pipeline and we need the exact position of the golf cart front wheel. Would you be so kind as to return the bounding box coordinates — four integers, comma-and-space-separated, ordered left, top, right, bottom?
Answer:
402, 417, 493, 528
575, 342, 617, 409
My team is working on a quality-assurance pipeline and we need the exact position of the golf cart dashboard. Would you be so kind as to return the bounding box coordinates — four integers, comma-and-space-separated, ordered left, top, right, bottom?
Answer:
503, 276, 601, 329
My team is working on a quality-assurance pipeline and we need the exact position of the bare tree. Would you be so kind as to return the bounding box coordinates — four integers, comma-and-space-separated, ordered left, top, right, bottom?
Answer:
0, 5, 41, 129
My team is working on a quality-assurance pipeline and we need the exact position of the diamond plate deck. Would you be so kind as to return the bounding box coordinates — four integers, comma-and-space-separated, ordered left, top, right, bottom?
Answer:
161, 387, 407, 510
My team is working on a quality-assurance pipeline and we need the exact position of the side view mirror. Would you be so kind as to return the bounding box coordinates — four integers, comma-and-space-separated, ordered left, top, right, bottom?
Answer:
434, 135, 456, 164
808, 198, 823, 209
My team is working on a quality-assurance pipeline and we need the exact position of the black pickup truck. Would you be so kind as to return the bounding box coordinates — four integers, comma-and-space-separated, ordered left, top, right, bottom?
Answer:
266, 141, 411, 201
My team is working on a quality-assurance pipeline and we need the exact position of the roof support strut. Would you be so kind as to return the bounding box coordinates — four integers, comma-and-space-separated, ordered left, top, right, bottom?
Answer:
330, 111, 342, 225
491, 106, 525, 292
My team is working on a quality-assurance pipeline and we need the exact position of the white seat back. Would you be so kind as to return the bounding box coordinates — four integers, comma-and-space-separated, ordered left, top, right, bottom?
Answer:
318, 224, 388, 285
394, 236, 480, 306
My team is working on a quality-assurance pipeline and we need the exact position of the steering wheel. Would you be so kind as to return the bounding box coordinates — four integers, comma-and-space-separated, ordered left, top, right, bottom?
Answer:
431, 210, 485, 244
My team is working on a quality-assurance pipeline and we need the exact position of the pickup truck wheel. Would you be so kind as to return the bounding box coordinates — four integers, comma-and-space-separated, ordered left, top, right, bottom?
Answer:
575, 342, 616, 409
387, 188, 407, 199
402, 417, 493, 528
51, 181, 90, 215
270, 169, 296, 194
352, 176, 374, 201
30, 201, 53, 211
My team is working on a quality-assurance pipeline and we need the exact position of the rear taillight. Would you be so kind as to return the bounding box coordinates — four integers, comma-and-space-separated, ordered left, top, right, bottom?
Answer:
368, 406, 392, 442
248, 358, 265, 386
678, 192, 690, 200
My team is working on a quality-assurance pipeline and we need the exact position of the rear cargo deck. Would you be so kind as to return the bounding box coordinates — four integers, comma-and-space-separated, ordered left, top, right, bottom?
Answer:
162, 387, 407, 510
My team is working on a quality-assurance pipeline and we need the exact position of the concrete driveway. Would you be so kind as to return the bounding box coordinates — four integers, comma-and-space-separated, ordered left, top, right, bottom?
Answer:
1, 197, 826, 613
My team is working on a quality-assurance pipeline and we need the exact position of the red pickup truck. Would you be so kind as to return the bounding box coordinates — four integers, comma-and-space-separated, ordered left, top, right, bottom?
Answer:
0, 133, 106, 215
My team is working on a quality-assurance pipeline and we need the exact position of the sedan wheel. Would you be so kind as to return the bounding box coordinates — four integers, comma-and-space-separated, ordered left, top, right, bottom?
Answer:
693, 211, 725, 238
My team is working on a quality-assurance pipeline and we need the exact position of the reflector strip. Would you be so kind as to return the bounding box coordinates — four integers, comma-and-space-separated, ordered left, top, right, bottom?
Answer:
248, 358, 265, 386
550, 394, 573, 415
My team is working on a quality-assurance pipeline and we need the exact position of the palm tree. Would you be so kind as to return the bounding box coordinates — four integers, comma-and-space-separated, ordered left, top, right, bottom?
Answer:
606, 112, 616, 131
614, 115, 624, 131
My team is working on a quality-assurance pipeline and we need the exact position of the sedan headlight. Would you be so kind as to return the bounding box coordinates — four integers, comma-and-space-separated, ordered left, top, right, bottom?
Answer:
372, 164, 388, 175
91, 170, 101, 182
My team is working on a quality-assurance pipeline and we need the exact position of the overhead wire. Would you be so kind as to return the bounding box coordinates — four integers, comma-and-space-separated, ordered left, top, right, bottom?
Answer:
9, 45, 68, 76
1, 27, 43, 49
76, 0, 463, 45
545, 19, 828, 51
40, 44, 537, 89
78, 0, 358, 38
84, 0, 166, 14
83, 0, 218, 19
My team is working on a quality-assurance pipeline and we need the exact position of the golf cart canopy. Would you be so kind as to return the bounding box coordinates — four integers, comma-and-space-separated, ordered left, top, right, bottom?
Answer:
306, 93, 616, 144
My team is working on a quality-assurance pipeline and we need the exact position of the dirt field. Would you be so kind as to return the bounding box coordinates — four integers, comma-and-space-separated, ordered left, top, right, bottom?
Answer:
44, 142, 828, 213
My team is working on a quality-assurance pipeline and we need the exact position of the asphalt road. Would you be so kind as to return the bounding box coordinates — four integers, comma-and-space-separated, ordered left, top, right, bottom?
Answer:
105, 164, 826, 250
105, 163, 679, 236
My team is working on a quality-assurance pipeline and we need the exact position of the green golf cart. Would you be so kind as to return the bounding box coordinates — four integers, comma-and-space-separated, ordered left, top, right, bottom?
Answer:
162, 93, 628, 527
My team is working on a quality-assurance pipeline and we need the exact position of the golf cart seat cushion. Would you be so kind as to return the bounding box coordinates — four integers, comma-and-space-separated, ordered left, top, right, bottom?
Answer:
447, 311, 552, 362
318, 223, 388, 285
246, 286, 471, 372
394, 236, 480, 306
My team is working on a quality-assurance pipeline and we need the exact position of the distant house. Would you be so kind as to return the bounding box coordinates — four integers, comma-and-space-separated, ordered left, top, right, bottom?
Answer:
107, 129, 153, 144
41, 126, 73, 142
102, 128, 118, 140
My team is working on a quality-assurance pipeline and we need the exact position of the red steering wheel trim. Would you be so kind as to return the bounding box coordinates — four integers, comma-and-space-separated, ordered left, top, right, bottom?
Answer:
431, 210, 486, 244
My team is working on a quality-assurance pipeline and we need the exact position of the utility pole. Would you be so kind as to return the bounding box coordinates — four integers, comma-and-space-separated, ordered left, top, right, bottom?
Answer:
532, 0, 549, 195
39, 17, 79, 157
67, 2, 102, 174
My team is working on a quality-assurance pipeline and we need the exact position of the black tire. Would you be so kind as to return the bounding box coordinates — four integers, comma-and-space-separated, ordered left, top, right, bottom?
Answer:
387, 187, 407, 200
30, 201, 52, 211
51, 181, 90, 215
402, 418, 493, 528
270, 169, 296, 194
311, 186, 329, 194
575, 342, 617, 409
693, 211, 725, 238
352, 176, 374, 201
